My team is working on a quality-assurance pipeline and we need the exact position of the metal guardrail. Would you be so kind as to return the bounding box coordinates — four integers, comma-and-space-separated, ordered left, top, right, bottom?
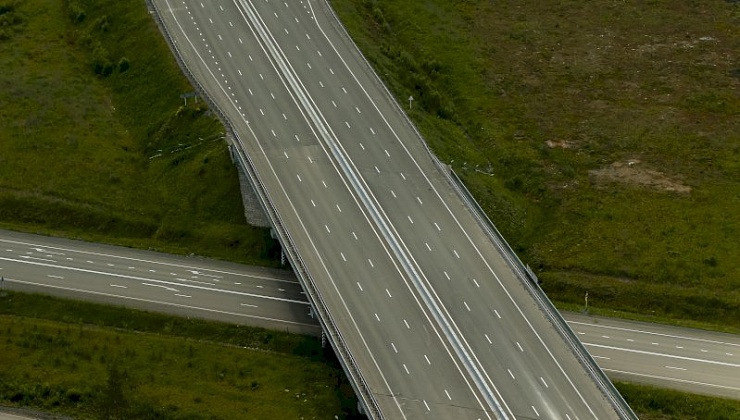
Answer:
445, 169, 638, 420
145, 1, 381, 418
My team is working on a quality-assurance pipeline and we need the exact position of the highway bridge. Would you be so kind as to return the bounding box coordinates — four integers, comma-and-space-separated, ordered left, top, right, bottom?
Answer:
146, 0, 636, 418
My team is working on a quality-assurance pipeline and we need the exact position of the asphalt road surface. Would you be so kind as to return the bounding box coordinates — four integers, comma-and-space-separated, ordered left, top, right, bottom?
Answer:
1, 230, 738, 403
148, 0, 629, 418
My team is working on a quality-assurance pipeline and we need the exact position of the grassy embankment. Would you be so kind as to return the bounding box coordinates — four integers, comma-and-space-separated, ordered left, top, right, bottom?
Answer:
0, 292, 358, 419
329, 0, 740, 331
0, 292, 738, 419
0, 0, 279, 265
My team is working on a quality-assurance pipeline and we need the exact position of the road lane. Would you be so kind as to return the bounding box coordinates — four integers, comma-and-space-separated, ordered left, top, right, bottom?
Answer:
2, 230, 738, 402
150, 0, 630, 417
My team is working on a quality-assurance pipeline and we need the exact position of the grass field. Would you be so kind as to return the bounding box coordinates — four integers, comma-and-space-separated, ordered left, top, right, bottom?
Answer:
0, 292, 358, 419
0, 292, 738, 419
329, 0, 740, 329
0, 0, 278, 266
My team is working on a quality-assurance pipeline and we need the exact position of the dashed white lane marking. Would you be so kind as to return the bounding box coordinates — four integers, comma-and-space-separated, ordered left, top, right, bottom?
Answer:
368, 259, 374, 268
424, 354, 431, 365
403, 319, 410, 329
464, 301, 471, 311
494, 309, 501, 319
508, 369, 515, 379
425, 243, 431, 251
340, 252, 346, 262
391, 342, 397, 353
240, 303, 258, 308
390, 190, 396, 198
385, 288, 392, 298
423, 400, 430, 411
592, 355, 611, 360
444, 389, 451, 400
342, 87, 347, 93
375, 313, 380, 321
356, 282, 363, 292
407, 215, 414, 224
516, 342, 524, 352
472, 278, 480, 288
666, 366, 687, 371
175, 293, 191, 298
47, 275, 64, 279
403, 364, 410, 374
110, 284, 127, 289
453, 249, 460, 258
443, 271, 450, 280
310, 199, 316, 207
296, 174, 302, 182
352, 231, 358, 240
485, 334, 492, 344
540, 377, 549, 388
531, 405, 540, 418
324, 224, 330, 233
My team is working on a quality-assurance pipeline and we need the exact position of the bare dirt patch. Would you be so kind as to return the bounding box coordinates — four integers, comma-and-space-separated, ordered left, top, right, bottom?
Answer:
588, 160, 691, 194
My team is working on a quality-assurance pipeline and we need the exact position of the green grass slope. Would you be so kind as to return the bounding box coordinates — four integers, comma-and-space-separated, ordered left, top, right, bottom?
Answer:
0, 0, 277, 265
0, 292, 357, 419
330, 0, 740, 329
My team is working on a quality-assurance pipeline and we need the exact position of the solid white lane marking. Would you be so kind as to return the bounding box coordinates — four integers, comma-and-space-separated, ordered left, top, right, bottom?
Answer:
568, 320, 740, 348
110, 284, 127, 289
603, 368, 740, 393
356, 282, 363, 291
583, 343, 740, 368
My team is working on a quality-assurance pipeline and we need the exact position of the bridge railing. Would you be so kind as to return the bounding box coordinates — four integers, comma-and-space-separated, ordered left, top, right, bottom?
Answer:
146, 2, 381, 418
443, 168, 638, 420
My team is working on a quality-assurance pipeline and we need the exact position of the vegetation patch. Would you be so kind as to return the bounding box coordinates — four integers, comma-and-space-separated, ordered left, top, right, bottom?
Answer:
0, 292, 360, 419
615, 382, 740, 419
330, 0, 740, 329
0, 0, 276, 265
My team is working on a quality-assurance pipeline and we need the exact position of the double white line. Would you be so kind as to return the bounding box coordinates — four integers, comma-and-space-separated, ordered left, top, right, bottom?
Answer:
233, 0, 510, 417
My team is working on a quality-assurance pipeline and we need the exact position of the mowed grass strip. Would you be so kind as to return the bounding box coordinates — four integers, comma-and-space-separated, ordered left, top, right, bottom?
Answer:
0, 292, 353, 419
614, 382, 740, 420
0, 0, 277, 265
330, 0, 740, 329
